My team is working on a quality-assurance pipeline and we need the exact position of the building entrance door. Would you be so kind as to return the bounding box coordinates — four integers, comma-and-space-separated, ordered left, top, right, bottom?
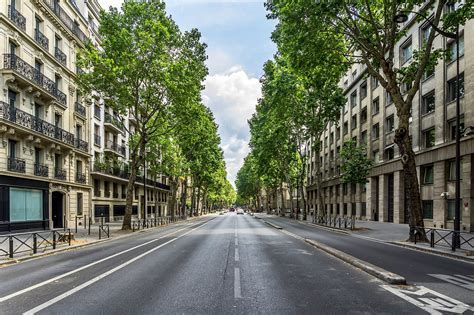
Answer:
52, 192, 63, 228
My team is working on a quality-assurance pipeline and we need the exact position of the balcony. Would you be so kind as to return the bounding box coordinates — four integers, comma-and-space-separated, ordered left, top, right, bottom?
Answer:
34, 163, 49, 177
74, 102, 86, 117
3, 54, 67, 106
94, 189, 101, 197
104, 140, 126, 156
42, 0, 87, 43
54, 47, 67, 66
76, 172, 87, 184
35, 29, 49, 51
0, 102, 76, 147
75, 138, 88, 153
104, 112, 124, 133
104, 191, 110, 198
94, 134, 101, 146
54, 168, 67, 180
113, 192, 119, 199
8, 157, 26, 173
92, 164, 129, 180
8, 6, 26, 31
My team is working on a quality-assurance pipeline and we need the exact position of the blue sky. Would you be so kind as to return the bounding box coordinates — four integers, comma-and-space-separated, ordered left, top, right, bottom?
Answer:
98, 0, 277, 186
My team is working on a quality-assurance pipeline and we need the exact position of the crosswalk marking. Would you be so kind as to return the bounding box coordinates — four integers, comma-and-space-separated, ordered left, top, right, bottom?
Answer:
429, 274, 474, 291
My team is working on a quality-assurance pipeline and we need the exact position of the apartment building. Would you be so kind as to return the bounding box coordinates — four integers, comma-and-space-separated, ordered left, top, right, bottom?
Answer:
306, 9, 474, 232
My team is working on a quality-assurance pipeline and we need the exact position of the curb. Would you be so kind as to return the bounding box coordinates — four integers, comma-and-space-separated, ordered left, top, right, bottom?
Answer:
0, 216, 212, 267
304, 239, 406, 285
302, 222, 351, 235
388, 241, 474, 264
263, 220, 282, 229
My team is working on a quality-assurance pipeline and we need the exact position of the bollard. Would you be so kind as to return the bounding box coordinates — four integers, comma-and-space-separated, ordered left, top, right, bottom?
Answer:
84, 215, 87, 229
133, 222, 135, 232
9, 236, 13, 258
88, 217, 92, 235
99, 226, 102, 240
430, 230, 435, 247
53, 232, 56, 249
68, 229, 72, 246
75, 216, 78, 233
451, 232, 456, 252
33, 233, 37, 254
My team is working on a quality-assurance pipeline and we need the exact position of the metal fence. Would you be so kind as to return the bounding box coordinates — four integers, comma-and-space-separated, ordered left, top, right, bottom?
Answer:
315, 215, 356, 230
415, 227, 474, 252
0, 229, 71, 259
132, 216, 182, 232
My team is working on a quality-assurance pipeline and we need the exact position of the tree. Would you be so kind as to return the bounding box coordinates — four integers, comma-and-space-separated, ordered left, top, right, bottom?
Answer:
77, 1, 208, 229
340, 140, 374, 186
266, 0, 473, 240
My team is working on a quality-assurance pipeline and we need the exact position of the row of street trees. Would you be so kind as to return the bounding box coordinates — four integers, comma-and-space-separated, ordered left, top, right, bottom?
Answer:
77, 0, 235, 230
238, 0, 472, 240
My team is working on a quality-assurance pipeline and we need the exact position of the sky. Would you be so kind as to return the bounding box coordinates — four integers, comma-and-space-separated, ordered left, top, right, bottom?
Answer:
97, 0, 277, 186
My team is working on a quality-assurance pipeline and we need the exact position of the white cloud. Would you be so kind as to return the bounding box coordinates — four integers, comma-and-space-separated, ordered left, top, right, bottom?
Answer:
203, 68, 261, 186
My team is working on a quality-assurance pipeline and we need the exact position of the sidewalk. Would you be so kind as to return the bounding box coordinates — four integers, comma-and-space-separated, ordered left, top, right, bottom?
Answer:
0, 216, 197, 266
264, 215, 474, 262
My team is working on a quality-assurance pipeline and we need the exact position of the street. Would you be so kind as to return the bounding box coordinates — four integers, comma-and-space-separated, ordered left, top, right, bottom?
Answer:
0, 213, 431, 314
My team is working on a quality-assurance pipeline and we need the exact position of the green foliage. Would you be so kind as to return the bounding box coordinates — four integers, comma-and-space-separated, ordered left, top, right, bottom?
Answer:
339, 140, 374, 185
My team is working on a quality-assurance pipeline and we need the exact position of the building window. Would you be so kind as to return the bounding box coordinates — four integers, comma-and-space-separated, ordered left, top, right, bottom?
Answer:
373, 150, 380, 163
352, 70, 357, 79
350, 91, 357, 108
422, 90, 435, 115
448, 117, 464, 141
422, 200, 433, 219
385, 115, 395, 133
386, 91, 393, 105
351, 114, 357, 130
447, 159, 462, 181
422, 128, 435, 148
360, 81, 368, 100
385, 146, 395, 160
343, 121, 348, 135
447, 35, 464, 63
421, 23, 432, 45
10, 188, 43, 221
360, 107, 367, 124
330, 132, 334, 144
447, 73, 464, 102
372, 97, 380, 115
421, 164, 434, 184
372, 123, 379, 139
336, 127, 341, 140
77, 193, 83, 216
400, 39, 412, 64
360, 130, 367, 145
447, 200, 455, 221
371, 76, 379, 89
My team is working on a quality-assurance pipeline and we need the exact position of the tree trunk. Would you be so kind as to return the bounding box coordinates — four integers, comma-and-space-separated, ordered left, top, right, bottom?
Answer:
280, 182, 285, 216
122, 142, 144, 230
197, 187, 201, 216
169, 177, 178, 219
181, 178, 188, 218
394, 112, 427, 242
314, 157, 325, 219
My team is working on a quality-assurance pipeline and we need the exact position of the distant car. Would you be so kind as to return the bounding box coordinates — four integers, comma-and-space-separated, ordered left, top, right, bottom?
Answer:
230, 207, 235, 212
236, 209, 244, 215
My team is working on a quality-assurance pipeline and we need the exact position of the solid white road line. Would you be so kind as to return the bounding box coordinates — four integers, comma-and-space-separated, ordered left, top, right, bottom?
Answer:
0, 222, 199, 303
234, 268, 242, 299
235, 237, 238, 246
235, 248, 239, 262
23, 220, 212, 315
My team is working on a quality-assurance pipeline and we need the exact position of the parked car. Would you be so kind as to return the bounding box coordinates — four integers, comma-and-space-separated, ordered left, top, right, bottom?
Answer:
236, 208, 244, 215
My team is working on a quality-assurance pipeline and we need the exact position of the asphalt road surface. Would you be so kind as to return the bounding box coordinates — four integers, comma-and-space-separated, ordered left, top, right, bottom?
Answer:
0, 213, 466, 314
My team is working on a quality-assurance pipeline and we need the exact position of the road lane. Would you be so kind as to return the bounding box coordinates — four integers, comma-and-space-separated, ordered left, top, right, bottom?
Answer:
1, 213, 422, 314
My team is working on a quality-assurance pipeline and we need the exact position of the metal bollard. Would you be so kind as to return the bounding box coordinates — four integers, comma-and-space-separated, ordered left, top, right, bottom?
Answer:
9, 236, 13, 258
430, 230, 435, 248
53, 232, 56, 249
84, 215, 87, 229
88, 217, 92, 235
99, 226, 102, 240
451, 232, 456, 252
68, 229, 72, 246
75, 216, 78, 233
33, 233, 37, 254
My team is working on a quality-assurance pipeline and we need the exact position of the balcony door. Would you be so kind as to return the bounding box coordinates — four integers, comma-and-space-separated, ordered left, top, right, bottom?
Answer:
8, 90, 17, 108
76, 124, 82, 140
8, 140, 17, 159
55, 154, 62, 172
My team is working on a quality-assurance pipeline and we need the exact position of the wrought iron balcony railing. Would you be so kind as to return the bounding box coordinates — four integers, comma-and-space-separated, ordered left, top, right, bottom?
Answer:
92, 164, 130, 180
94, 189, 101, 197
104, 112, 124, 132
76, 172, 87, 184
94, 134, 101, 146
54, 168, 67, 180
8, 6, 26, 31
34, 163, 49, 177
35, 29, 49, 51
105, 140, 126, 156
54, 47, 67, 66
3, 54, 67, 106
74, 102, 86, 117
8, 157, 26, 173
104, 191, 110, 198
75, 138, 88, 152
113, 192, 119, 198
0, 102, 76, 147
42, 0, 87, 43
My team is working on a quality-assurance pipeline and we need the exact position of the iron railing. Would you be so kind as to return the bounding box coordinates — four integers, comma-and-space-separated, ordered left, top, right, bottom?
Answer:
3, 54, 67, 106
105, 140, 126, 156
35, 29, 49, 50
316, 215, 356, 230
54, 168, 67, 180
75, 138, 88, 152
8, 6, 26, 31
0, 229, 71, 259
99, 224, 109, 240
54, 47, 67, 65
34, 163, 49, 177
42, 0, 87, 43
415, 226, 474, 252
74, 102, 86, 117
7, 157, 26, 173
104, 112, 124, 132
75, 172, 86, 184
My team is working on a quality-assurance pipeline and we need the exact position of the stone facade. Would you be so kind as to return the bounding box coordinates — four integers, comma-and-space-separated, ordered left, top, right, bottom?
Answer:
306, 9, 474, 232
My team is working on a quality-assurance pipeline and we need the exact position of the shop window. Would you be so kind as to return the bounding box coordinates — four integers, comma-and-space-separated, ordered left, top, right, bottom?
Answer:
10, 188, 43, 221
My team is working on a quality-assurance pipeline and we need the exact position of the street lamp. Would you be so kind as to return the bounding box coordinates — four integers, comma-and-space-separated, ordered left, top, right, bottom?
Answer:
394, 10, 462, 246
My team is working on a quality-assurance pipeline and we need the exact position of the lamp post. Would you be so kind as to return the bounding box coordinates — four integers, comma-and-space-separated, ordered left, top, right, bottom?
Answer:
394, 10, 461, 247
